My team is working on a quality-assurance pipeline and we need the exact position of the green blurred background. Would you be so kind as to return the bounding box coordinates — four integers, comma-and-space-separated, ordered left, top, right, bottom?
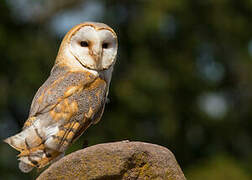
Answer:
1, 0, 252, 179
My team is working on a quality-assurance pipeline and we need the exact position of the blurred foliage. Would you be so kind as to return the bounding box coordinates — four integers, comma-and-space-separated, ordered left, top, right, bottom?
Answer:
0, 0, 252, 179
186, 154, 251, 180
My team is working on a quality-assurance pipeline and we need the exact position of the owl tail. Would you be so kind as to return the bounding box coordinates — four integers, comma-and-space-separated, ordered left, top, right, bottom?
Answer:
4, 125, 62, 173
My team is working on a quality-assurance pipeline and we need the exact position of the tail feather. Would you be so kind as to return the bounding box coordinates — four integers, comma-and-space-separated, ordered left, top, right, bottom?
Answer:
19, 161, 34, 173
4, 132, 27, 151
4, 126, 42, 151
4, 126, 63, 173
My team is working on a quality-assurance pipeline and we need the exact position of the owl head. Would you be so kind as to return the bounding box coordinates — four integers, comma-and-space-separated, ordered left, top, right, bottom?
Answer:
56, 22, 118, 71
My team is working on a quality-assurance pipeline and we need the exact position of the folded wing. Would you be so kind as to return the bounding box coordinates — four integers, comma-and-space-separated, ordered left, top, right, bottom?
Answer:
4, 65, 107, 172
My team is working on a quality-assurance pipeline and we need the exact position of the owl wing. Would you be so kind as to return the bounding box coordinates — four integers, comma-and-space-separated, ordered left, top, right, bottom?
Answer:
5, 65, 107, 170
24, 65, 107, 153
27, 66, 96, 119
47, 76, 107, 152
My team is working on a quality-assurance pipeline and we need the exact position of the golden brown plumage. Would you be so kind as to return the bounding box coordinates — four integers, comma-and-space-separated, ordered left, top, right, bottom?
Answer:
4, 22, 118, 172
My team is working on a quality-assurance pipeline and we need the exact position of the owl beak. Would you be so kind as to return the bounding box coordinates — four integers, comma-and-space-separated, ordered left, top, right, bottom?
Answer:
93, 52, 101, 63
91, 44, 102, 64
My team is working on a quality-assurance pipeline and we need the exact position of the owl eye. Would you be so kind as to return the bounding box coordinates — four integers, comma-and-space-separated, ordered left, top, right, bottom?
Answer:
80, 41, 89, 47
102, 43, 109, 49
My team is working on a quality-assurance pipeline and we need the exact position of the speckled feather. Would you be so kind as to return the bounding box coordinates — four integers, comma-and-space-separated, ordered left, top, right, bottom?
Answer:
5, 64, 107, 171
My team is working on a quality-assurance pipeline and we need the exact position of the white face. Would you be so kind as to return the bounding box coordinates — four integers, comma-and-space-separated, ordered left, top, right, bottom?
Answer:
69, 26, 118, 70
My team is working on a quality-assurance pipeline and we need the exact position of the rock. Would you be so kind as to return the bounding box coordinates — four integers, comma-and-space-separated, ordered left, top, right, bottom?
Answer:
37, 141, 186, 180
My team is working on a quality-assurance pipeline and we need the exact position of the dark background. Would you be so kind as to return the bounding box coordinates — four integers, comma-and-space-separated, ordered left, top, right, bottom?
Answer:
0, 0, 252, 179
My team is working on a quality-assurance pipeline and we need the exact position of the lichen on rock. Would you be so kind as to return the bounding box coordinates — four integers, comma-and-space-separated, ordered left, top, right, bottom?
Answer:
37, 141, 186, 180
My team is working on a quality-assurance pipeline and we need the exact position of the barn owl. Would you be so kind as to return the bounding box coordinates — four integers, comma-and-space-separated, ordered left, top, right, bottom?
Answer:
4, 22, 118, 172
